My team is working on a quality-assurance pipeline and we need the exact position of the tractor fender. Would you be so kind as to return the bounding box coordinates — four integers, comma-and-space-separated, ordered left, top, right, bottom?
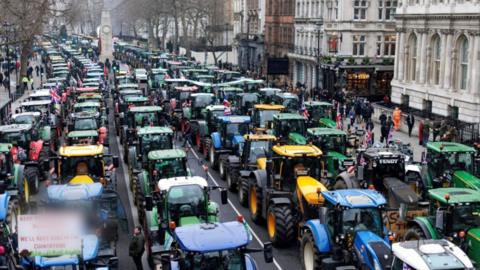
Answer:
211, 132, 222, 149
0, 193, 10, 221
139, 171, 151, 196
251, 170, 267, 188
13, 164, 25, 188
408, 217, 438, 239
336, 171, 360, 189
269, 197, 291, 206
304, 219, 331, 253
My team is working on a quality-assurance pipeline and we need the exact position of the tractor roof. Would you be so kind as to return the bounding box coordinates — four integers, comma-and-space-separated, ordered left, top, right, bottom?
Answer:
78, 93, 102, 99
137, 126, 173, 135
304, 101, 333, 107
47, 183, 103, 201
0, 143, 12, 153
157, 176, 208, 192
259, 87, 282, 93
21, 100, 51, 106
76, 87, 99, 92
363, 147, 404, 158
191, 93, 214, 97
272, 144, 322, 157
244, 134, 277, 141
148, 149, 186, 160
29, 90, 50, 97
276, 92, 298, 99
174, 86, 198, 92
151, 68, 168, 74
216, 115, 251, 124
119, 89, 142, 95
118, 83, 139, 89
67, 130, 98, 138
128, 106, 162, 113
0, 124, 32, 132
73, 111, 98, 119
206, 105, 225, 111
59, 145, 104, 157
125, 96, 149, 102
12, 112, 41, 118
428, 188, 480, 204
254, 104, 285, 110
220, 87, 243, 92
74, 101, 101, 108
274, 113, 306, 120
427, 142, 475, 153
322, 189, 387, 208
307, 127, 347, 136
174, 221, 249, 253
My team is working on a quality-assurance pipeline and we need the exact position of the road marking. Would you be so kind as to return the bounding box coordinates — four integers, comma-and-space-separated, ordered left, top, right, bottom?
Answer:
189, 145, 283, 270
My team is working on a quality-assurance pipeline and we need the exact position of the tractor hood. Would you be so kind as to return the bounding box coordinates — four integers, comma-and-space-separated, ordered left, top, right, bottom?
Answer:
453, 170, 480, 190
327, 151, 347, 161
467, 228, 480, 264
296, 176, 327, 205
354, 231, 392, 269
288, 132, 306, 145
69, 175, 95, 185
319, 118, 336, 128
257, 157, 267, 170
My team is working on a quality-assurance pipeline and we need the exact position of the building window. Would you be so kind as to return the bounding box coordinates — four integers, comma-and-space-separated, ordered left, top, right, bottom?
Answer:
376, 36, 382, 56
430, 34, 441, 85
455, 36, 469, 90
384, 35, 396, 56
354, 0, 368, 20
378, 0, 397, 20
353, 35, 366, 56
407, 33, 417, 81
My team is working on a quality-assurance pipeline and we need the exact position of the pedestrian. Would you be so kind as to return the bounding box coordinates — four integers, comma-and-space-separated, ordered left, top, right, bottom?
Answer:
379, 111, 387, 126
422, 119, 431, 146
0, 72, 3, 90
129, 226, 145, 270
354, 99, 362, 123
380, 120, 390, 143
27, 66, 33, 79
29, 77, 34, 90
418, 120, 424, 145
348, 107, 355, 126
21, 76, 29, 91
406, 112, 415, 137
366, 119, 375, 144
182, 119, 193, 147
40, 66, 44, 78
392, 107, 402, 130
35, 65, 39, 77
432, 120, 441, 142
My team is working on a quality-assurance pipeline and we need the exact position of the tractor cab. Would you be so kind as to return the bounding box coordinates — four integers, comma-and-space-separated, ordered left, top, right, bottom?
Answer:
67, 130, 99, 146
115, 75, 136, 86
0, 143, 26, 197
68, 111, 105, 134
217, 70, 242, 82
77, 92, 103, 104
148, 68, 168, 90
301, 189, 392, 270
116, 83, 139, 92
127, 126, 174, 169
216, 87, 243, 105
11, 111, 42, 126
185, 93, 215, 120
19, 100, 52, 115
27, 90, 51, 102
425, 142, 480, 191
235, 92, 259, 115
195, 74, 215, 84
73, 101, 103, 115
272, 113, 307, 145
251, 104, 285, 133
259, 88, 282, 104
123, 106, 163, 130
272, 92, 299, 112
165, 78, 191, 93
145, 149, 189, 185
304, 101, 335, 128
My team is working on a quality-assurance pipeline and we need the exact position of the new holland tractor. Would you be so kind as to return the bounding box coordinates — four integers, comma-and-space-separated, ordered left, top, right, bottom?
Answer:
300, 189, 393, 270
126, 126, 174, 168
404, 187, 480, 265
193, 104, 225, 153
142, 176, 227, 267
247, 144, 328, 246
271, 113, 307, 145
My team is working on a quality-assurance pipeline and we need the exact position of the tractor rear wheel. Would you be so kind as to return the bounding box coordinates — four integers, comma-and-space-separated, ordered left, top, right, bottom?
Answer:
209, 145, 218, 169
267, 204, 295, 247
39, 147, 49, 181
300, 230, 322, 270
249, 184, 263, 223
404, 226, 427, 241
238, 178, 249, 207
219, 155, 227, 180
226, 170, 237, 192
25, 167, 40, 195
203, 138, 211, 158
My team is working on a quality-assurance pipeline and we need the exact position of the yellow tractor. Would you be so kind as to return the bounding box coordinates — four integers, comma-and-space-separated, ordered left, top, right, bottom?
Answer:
246, 144, 328, 247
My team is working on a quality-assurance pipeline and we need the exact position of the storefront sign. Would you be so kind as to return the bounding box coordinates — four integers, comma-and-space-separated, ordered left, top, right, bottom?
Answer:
18, 213, 83, 256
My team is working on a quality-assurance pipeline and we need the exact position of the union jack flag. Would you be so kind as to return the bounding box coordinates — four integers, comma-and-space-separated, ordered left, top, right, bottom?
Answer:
224, 106, 232, 116
50, 88, 60, 104
223, 99, 231, 108
300, 97, 309, 118
335, 102, 343, 130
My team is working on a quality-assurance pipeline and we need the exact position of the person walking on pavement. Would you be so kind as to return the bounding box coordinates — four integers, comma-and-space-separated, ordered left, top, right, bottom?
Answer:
380, 117, 392, 143
422, 119, 431, 146
406, 112, 415, 137
392, 107, 402, 130
0, 73, 3, 90
129, 226, 145, 270
418, 120, 424, 145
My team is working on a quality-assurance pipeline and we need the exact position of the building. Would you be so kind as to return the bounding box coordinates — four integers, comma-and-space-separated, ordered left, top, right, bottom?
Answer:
391, 0, 480, 123
264, 0, 295, 83
295, 0, 396, 99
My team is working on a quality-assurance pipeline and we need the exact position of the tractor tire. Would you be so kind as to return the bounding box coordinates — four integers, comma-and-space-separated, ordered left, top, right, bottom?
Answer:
300, 230, 322, 270
209, 145, 218, 169
267, 204, 296, 247
38, 147, 49, 181
238, 177, 249, 207
25, 167, 40, 195
218, 155, 227, 180
404, 226, 427, 241
226, 169, 237, 192
203, 138, 211, 158
249, 184, 263, 223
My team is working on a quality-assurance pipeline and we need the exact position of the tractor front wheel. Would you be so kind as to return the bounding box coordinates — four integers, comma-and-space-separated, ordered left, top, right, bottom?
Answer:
219, 155, 227, 180
238, 178, 249, 207
226, 170, 237, 192
404, 226, 427, 241
249, 185, 263, 223
25, 167, 40, 195
203, 138, 211, 158
209, 145, 218, 169
300, 230, 322, 270
266, 204, 295, 247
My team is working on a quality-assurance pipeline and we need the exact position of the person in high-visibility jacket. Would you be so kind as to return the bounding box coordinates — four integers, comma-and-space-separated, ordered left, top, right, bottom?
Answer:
392, 107, 402, 130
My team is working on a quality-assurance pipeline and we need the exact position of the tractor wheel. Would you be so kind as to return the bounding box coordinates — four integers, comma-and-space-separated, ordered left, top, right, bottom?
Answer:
195, 132, 202, 151
404, 226, 427, 241
25, 167, 40, 195
226, 170, 237, 192
266, 204, 295, 247
38, 147, 49, 181
249, 184, 263, 223
219, 155, 227, 180
203, 138, 211, 158
300, 230, 322, 270
209, 145, 218, 169
238, 178, 249, 207
333, 179, 347, 190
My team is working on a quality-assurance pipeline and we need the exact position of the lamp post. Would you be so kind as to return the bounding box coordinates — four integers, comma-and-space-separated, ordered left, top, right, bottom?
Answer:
225, 23, 229, 65
3, 21, 12, 100
316, 21, 323, 91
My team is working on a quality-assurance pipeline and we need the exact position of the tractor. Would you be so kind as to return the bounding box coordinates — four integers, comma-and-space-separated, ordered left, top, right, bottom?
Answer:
126, 126, 174, 170
404, 187, 480, 265
259, 88, 282, 104
11, 111, 53, 144
164, 220, 273, 270
142, 176, 227, 267
205, 115, 250, 169
0, 193, 20, 268
304, 101, 335, 128
0, 143, 29, 207
148, 68, 168, 91
183, 93, 215, 120
251, 104, 285, 133
0, 124, 50, 194
271, 113, 307, 145
247, 144, 327, 246
272, 92, 299, 112
235, 92, 259, 115
51, 145, 119, 188
300, 189, 393, 270
66, 130, 101, 146
192, 104, 225, 153
119, 106, 163, 146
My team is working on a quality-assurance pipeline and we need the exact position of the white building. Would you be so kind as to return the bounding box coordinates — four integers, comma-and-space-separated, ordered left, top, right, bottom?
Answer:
291, 0, 396, 98
390, 0, 480, 123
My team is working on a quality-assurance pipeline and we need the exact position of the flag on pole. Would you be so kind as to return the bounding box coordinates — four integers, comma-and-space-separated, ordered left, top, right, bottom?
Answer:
223, 99, 231, 108
365, 126, 373, 146
300, 96, 309, 118
50, 88, 61, 104
387, 126, 394, 145
335, 102, 343, 130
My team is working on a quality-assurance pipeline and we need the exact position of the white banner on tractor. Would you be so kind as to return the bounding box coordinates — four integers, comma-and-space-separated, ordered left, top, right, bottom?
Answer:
18, 213, 83, 256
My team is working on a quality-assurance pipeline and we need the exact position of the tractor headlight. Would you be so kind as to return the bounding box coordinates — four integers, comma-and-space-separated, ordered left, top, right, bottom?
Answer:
372, 161, 377, 167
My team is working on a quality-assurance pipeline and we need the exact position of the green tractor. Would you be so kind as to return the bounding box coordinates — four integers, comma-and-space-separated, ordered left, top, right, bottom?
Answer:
272, 92, 299, 113
142, 176, 227, 266
0, 143, 30, 208
271, 113, 307, 145
126, 126, 174, 170
424, 142, 480, 192
304, 100, 335, 128
182, 93, 215, 120
119, 106, 163, 146
404, 187, 480, 265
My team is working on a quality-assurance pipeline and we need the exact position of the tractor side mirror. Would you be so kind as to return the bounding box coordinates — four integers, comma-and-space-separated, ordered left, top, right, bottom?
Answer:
220, 189, 228, 205
112, 156, 119, 168
435, 209, 446, 232
263, 242, 273, 263
399, 203, 407, 221
145, 195, 153, 211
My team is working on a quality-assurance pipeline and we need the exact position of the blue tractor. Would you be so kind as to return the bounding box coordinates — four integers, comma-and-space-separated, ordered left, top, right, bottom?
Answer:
0, 193, 18, 269
205, 115, 250, 169
165, 220, 273, 270
300, 189, 393, 270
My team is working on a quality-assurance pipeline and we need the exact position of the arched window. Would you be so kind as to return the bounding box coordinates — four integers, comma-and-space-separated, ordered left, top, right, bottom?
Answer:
407, 33, 417, 81
430, 34, 441, 85
455, 36, 469, 90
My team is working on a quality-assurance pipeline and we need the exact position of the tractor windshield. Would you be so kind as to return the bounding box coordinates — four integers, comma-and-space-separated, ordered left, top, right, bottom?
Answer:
226, 123, 249, 137
277, 119, 305, 137
167, 185, 206, 224
13, 115, 37, 125
193, 96, 214, 108
184, 249, 243, 270
142, 134, 173, 151
341, 208, 383, 237
451, 203, 480, 231
130, 112, 158, 127
248, 141, 272, 163
316, 135, 346, 154
241, 94, 258, 107
282, 98, 299, 111
256, 110, 281, 128
60, 157, 104, 180
429, 151, 475, 178
74, 118, 97, 130
75, 106, 99, 114
154, 158, 187, 179
310, 106, 331, 121
0, 132, 29, 146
